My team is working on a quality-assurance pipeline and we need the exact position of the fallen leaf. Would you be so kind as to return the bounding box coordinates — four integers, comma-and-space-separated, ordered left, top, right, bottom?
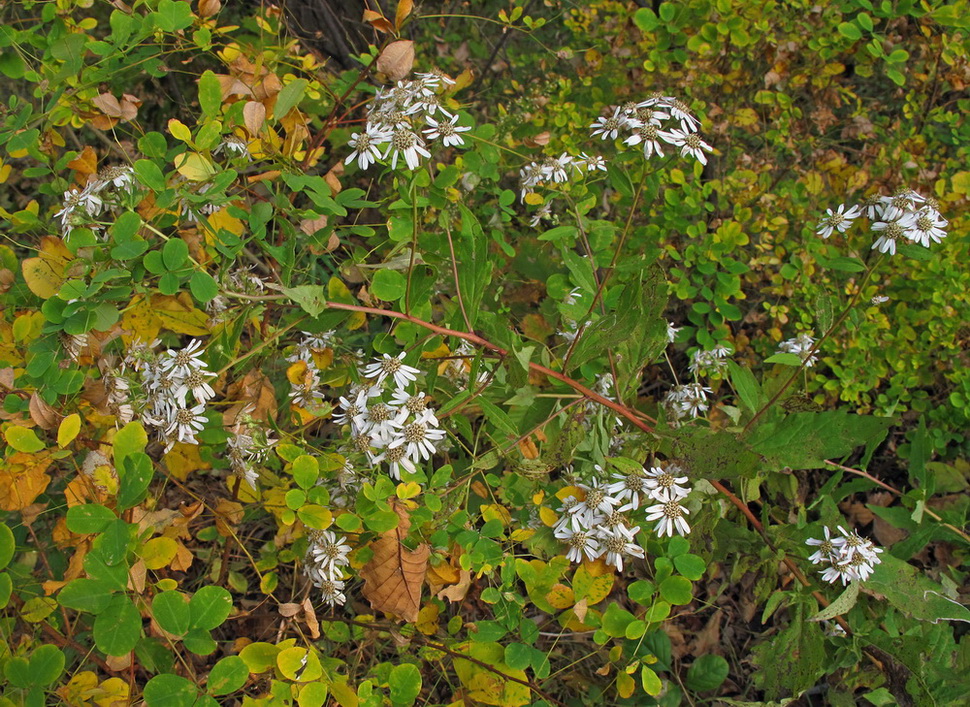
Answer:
437, 569, 472, 604
0, 451, 52, 511
360, 502, 429, 622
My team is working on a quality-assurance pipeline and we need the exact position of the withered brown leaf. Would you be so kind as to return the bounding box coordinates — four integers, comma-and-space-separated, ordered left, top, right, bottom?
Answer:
360, 502, 429, 622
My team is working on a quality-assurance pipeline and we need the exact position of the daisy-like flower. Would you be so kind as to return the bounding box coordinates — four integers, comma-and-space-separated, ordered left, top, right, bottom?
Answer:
306, 530, 352, 579
664, 383, 713, 420
518, 161, 546, 201
900, 207, 947, 247
553, 495, 586, 532
599, 528, 646, 572
807, 525, 883, 585
572, 478, 617, 527
660, 97, 701, 132
213, 136, 251, 160
345, 124, 391, 171
606, 471, 650, 512
390, 390, 438, 426
623, 122, 667, 159
423, 114, 470, 147
815, 203, 862, 239
590, 107, 628, 141
384, 127, 431, 170
354, 400, 399, 444
871, 218, 906, 255
879, 188, 925, 221
160, 339, 208, 378
644, 465, 690, 502
777, 333, 818, 367
370, 443, 417, 480
556, 527, 602, 564
644, 491, 691, 537
387, 413, 446, 462
689, 348, 730, 377
859, 193, 884, 220
666, 321, 681, 344
166, 403, 208, 444
316, 578, 347, 606
661, 128, 713, 165
174, 368, 217, 405
577, 152, 608, 172
361, 353, 421, 389
543, 153, 575, 183
805, 526, 836, 565
94, 165, 137, 193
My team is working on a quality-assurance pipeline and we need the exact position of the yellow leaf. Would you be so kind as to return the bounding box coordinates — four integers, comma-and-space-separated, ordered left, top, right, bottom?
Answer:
174, 152, 217, 181
546, 582, 574, 609
168, 119, 193, 143
138, 536, 178, 570
121, 294, 162, 343
20, 596, 57, 622
164, 442, 211, 481
202, 207, 245, 240
641, 666, 663, 696
21, 257, 65, 299
453, 642, 531, 707
524, 192, 544, 206
538, 506, 558, 527
4, 426, 44, 453
396, 481, 421, 500
416, 603, 440, 635
57, 414, 81, 448
151, 293, 210, 335
616, 672, 635, 699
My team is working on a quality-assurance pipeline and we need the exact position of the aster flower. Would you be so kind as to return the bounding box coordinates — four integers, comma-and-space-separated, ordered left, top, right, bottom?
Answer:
384, 127, 431, 170
599, 528, 646, 572
623, 122, 668, 159
643, 465, 691, 502
777, 333, 818, 367
590, 107, 629, 141
900, 207, 947, 247
871, 219, 906, 256
666, 321, 681, 343
606, 471, 650, 512
556, 527, 602, 564
661, 128, 713, 165
166, 403, 208, 444
423, 114, 470, 147
815, 203, 861, 239
387, 412, 446, 462
644, 491, 691, 537
345, 124, 391, 170
159, 339, 208, 378
361, 353, 421, 389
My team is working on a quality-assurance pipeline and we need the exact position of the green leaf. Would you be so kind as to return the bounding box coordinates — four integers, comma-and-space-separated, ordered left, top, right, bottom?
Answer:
837, 21, 861, 40
0, 51, 26, 79
58, 578, 116, 614
283, 285, 328, 318
95, 518, 131, 566
27, 644, 65, 687
274, 79, 308, 118
190, 271, 219, 303
641, 666, 663, 696
153, 591, 191, 637
66, 504, 116, 534
183, 627, 218, 656
291, 455, 319, 490
601, 602, 636, 637
144, 674, 198, 706
94, 594, 142, 656
456, 205, 492, 327
134, 159, 166, 192
4, 426, 44, 453
536, 225, 578, 243
727, 361, 765, 416
153, 0, 195, 32
0, 522, 14, 571
388, 663, 422, 705
162, 237, 189, 270
371, 269, 407, 301
686, 654, 729, 691
4, 657, 31, 688
189, 585, 233, 630
198, 70, 222, 118
111, 211, 142, 242
751, 603, 825, 699
633, 8, 659, 32
856, 12, 873, 32
764, 352, 804, 366
118, 452, 154, 511
113, 421, 148, 470
865, 554, 970, 623
659, 575, 692, 605
673, 554, 706, 581
207, 655, 248, 696
0, 573, 13, 609
747, 411, 894, 471
664, 427, 760, 481
809, 581, 859, 622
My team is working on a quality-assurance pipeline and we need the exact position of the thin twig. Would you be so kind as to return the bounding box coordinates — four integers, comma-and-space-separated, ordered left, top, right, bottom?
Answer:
443, 221, 472, 333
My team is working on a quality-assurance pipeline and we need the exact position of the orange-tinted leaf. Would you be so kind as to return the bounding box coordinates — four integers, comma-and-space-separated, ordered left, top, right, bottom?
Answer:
0, 451, 52, 511
376, 40, 415, 82
360, 502, 429, 622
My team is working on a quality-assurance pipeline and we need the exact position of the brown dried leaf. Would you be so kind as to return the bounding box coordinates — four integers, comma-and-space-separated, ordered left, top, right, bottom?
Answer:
0, 369, 15, 391
361, 502, 430, 622
244, 101, 266, 137
92, 93, 123, 117
302, 597, 320, 639
0, 452, 52, 511
198, 0, 221, 18
363, 9, 395, 34
299, 215, 329, 236
224, 369, 278, 427
29, 392, 61, 430
377, 41, 415, 82
395, 0, 414, 30
278, 602, 302, 617
437, 569, 471, 604
67, 146, 99, 182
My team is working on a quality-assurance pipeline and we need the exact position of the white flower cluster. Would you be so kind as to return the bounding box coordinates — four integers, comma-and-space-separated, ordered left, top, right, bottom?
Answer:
303, 530, 352, 606
54, 165, 137, 239
116, 338, 215, 452
518, 152, 608, 202
806, 525, 883, 585
688, 344, 732, 378
345, 71, 469, 171
334, 353, 445, 480
591, 92, 712, 163
777, 332, 818, 367
287, 331, 336, 410
816, 188, 948, 256
553, 463, 693, 571
663, 383, 714, 424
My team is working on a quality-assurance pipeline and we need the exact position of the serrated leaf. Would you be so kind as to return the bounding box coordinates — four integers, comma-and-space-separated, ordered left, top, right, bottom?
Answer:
864, 554, 970, 623
809, 581, 859, 621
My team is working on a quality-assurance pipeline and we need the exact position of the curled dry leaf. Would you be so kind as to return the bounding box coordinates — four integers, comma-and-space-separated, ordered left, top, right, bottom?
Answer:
363, 9, 395, 34
29, 392, 61, 430
244, 101, 267, 137
198, 0, 222, 18
360, 502, 430, 622
376, 40, 415, 83
395, 0, 414, 31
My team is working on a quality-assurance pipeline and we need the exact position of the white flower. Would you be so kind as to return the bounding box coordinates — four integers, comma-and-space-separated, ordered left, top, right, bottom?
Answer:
590, 107, 629, 141
370, 443, 417, 480
644, 491, 691, 537
354, 400, 399, 444
173, 368, 217, 405
664, 383, 713, 420
213, 136, 251, 160
815, 203, 861, 239
659, 96, 701, 132
689, 348, 730, 378
423, 114, 470, 147
384, 128, 430, 170
159, 339, 208, 378
899, 207, 947, 247
390, 390, 437, 426
166, 403, 208, 444
599, 528, 645, 572
805, 526, 836, 565
556, 527, 601, 564
577, 152, 607, 172
345, 124, 391, 170
871, 219, 906, 256
606, 471, 650, 512
387, 415, 446, 463
553, 495, 586, 532
316, 578, 347, 606
808, 525, 882, 585
572, 479, 617, 527
859, 194, 884, 220
661, 128, 713, 165
879, 188, 925, 221
306, 530, 352, 579
777, 333, 818, 367
644, 465, 690, 502
361, 353, 421, 389
666, 321, 681, 343
94, 165, 137, 192
543, 153, 575, 183
623, 122, 668, 159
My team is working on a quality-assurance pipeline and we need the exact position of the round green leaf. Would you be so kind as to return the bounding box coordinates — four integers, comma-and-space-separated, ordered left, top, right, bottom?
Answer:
94, 595, 142, 656
388, 663, 422, 705
58, 578, 115, 614
0, 522, 15, 570
28, 644, 65, 686
0, 572, 12, 609
4, 657, 30, 688
189, 585, 233, 631
659, 575, 693, 605
93, 518, 130, 566
686, 654, 729, 692
207, 655, 248, 696
601, 602, 636, 637
190, 271, 219, 303
371, 269, 407, 301
503, 643, 531, 672
143, 674, 198, 707
673, 554, 707, 581
162, 237, 189, 270
183, 627, 218, 656
153, 591, 191, 637
298, 682, 329, 707
291, 455, 319, 490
